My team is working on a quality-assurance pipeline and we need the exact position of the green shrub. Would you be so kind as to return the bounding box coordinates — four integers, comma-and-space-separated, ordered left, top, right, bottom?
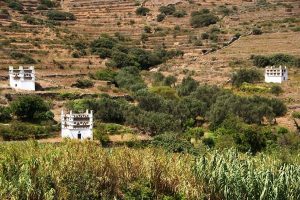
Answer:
292, 112, 300, 119
270, 85, 283, 96
173, 10, 187, 18
143, 25, 151, 33
151, 133, 198, 154
252, 28, 263, 35
231, 68, 263, 87
190, 9, 219, 28
0, 122, 51, 141
36, 4, 48, 10
135, 7, 150, 16
23, 15, 43, 25
47, 10, 76, 20
72, 79, 94, 88
156, 13, 166, 22
159, 5, 176, 15
9, 51, 37, 64
90, 69, 117, 82
40, 0, 56, 8
0, 9, 10, 17
10, 95, 53, 122
0, 106, 11, 122
177, 76, 199, 96
8, 0, 23, 11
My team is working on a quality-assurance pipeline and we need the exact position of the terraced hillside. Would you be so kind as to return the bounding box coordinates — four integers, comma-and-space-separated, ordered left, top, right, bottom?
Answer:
0, 0, 300, 129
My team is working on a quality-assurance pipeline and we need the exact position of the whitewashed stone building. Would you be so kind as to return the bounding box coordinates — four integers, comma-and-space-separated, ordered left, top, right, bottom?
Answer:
61, 110, 93, 140
265, 66, 288, 83
9, 66, 35, 91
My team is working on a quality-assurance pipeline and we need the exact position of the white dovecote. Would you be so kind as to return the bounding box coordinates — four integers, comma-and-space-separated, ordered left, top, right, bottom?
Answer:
9, 66, 35, 91
61, 109, 93, 140
265, 66, 288, 83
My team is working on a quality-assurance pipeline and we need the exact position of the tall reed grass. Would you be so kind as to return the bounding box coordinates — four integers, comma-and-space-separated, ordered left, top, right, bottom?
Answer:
0, 141, 298, 199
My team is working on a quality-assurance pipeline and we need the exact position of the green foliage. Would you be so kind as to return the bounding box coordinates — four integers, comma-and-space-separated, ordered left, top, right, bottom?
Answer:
151, 133, 197, 154
67, 97, 126, 123
47, 10, 76, 20
251, 54, 300, 68
292, 112, 300, 119
0, 106, 11, 122
270, 85, 283, 95
157, 13, 166, 22
10, 95, 54, 123
0, 8, 10, 17
190, 9, 219, 28
40, 0, 56, 8
159, 5, 176, 15
91, 35, 182, 70
71, 79, 94, 88
185, 127, 204, 140
150, 86, 178, 99
252, 27, 263, 35
7, 0, 23, 11
208, 95, 286, 129
177, 76, 199, 96
90, 69, 117, 82
231, 68, 263, 87
135, 7, 150, 16
115, 66, 146, 92
9, 51, 37, 64
23, 15, 43, 25
0, 122, 52, 140
173, 10, 187, 18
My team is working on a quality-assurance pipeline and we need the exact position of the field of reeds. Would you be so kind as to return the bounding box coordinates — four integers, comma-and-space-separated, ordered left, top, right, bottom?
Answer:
0, 141, 299, 200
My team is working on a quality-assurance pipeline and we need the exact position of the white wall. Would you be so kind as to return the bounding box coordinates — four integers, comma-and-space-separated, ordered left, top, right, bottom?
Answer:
61, 128, 93, 140
10, 79, 35, 91
265, 76, 284, 83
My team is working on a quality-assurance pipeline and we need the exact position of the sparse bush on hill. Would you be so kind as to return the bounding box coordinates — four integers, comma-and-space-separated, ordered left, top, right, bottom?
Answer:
6, 0, 23, 11
190, 9, 219, 28
292, 112, 300, 119
231, 68, 263, 87
159, 5, 176, 15
156, 13, 166, 22
252, 27, 263, 35
72, 79, 94, 89
173, 10, 187, 18
0, 8, 10, 18
47, 10, 76, 20
23, 15, 43, 25
10, 51, 37, 64
135, 6, 150, 16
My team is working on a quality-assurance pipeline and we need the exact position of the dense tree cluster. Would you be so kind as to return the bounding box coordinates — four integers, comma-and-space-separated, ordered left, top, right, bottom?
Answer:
90, 34, 183, 70
251, 54, 300, 68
